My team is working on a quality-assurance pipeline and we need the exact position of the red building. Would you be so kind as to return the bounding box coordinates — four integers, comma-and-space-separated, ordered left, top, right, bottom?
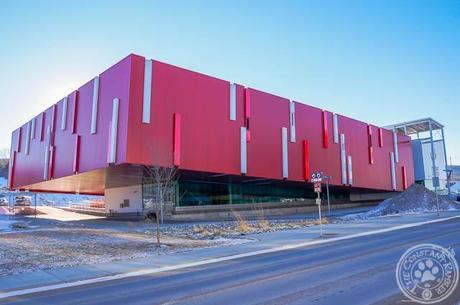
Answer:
8, 54, 414, 214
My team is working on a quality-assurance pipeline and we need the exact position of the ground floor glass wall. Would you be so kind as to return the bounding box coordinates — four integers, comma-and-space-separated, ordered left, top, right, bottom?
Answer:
142, 181, 177, 211
176, 180, 349, 206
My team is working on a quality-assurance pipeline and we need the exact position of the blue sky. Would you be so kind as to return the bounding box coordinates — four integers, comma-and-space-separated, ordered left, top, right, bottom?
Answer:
1, 0, 459, 163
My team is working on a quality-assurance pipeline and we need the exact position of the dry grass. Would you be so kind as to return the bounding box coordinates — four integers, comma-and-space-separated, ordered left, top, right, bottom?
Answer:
313, 217, 329, 225
172, 208, 332, 240
235, 219, 252, 233
192, 224, 218, 238
258, 219, 270, 231
193, 225, 204, 234
0, 227, 216, 276
298, 219, 314, 226
232, 210, 254, 233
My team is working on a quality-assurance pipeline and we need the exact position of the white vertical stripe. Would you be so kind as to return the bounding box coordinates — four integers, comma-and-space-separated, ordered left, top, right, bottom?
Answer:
142, 59, 153, 123
8, 148, 14, 188
333, 113, 339, 144
347, 155, 353, 185
25, 122, 31, 155
340, 134, 347, 185
229, 83, 236, 121
289, 101, 296, 142
240, 127, 247, 174
43, 125, 51, 180
61, 97, 68, 130
39, 113, 44, 141
393, 131, 399, 163
90, 76, 99, 134
390, 152, 396, 190
282, 127, 289, 178
31, 118, 36, 140
108, 98, 119, 164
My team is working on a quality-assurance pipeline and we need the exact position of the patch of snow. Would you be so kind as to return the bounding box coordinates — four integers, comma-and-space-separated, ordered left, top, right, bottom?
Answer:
27, 206, 105, 221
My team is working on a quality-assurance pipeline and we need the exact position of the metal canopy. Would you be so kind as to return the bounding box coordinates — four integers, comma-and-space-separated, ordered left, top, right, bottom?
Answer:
385, 117, 451, 195
384, 118, 444, 135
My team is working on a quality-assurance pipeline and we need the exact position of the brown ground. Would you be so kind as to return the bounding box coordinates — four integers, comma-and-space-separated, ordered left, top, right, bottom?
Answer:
0, 228, 216, 276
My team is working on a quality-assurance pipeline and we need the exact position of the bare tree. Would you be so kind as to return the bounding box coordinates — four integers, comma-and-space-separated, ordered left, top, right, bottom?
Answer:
142, 165, 178, 246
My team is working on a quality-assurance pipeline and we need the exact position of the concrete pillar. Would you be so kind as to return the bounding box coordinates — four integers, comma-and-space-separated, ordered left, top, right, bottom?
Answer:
429, 121, 437, 191
441, 128, 451, 195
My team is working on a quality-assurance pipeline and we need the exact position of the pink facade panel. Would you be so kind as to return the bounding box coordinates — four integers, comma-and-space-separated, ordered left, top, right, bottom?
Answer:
74, 56, 131, 174
10, 56, 133, 192
289, 107, 341, 185
53, 97, 78, 179
398, 135, 415, 190
13, 107, 51, 188
9, 54, 415, 194
126, 56, 245, 175
243, 89, 290, 179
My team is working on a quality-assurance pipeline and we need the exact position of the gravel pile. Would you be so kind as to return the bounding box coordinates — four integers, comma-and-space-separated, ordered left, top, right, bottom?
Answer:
344, 184, 460, 220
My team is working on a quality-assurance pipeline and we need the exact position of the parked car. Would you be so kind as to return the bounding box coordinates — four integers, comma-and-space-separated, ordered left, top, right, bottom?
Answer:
0, 197, 7, 206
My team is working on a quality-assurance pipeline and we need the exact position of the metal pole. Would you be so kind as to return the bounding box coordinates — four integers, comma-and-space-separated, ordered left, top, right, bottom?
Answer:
326, 178, 331, 217
34, 193, 37, 218
317, 192, 323, 237
160, 202, 164, 224
157, 185, 163, 225
156, 210, 160, 245
175, 181, 180, 207
429, 121, 440, 216
228, 183, 233, 205
435, 191, 440, 216
440, 128, 451, 196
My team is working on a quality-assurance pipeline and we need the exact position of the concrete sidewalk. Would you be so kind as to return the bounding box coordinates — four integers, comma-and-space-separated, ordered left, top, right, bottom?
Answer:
1, 211, 459, 294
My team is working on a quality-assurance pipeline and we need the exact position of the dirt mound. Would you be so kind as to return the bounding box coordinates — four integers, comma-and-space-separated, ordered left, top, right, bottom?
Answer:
346, 184, 460, 219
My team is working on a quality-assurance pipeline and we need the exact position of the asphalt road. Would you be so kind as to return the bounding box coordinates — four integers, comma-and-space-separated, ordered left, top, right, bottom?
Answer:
2, 218, 459, 305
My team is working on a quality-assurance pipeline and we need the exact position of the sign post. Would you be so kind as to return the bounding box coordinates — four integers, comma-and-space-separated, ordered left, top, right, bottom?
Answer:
311, 172, 323, 237
433, 168, 440, 216
322, 175, 331, 217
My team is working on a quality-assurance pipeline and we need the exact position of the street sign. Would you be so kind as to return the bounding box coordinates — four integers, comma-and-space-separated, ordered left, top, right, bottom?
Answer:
311, 172, 322, 183
311, 171, 326, 238
314, 182, 321, 193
